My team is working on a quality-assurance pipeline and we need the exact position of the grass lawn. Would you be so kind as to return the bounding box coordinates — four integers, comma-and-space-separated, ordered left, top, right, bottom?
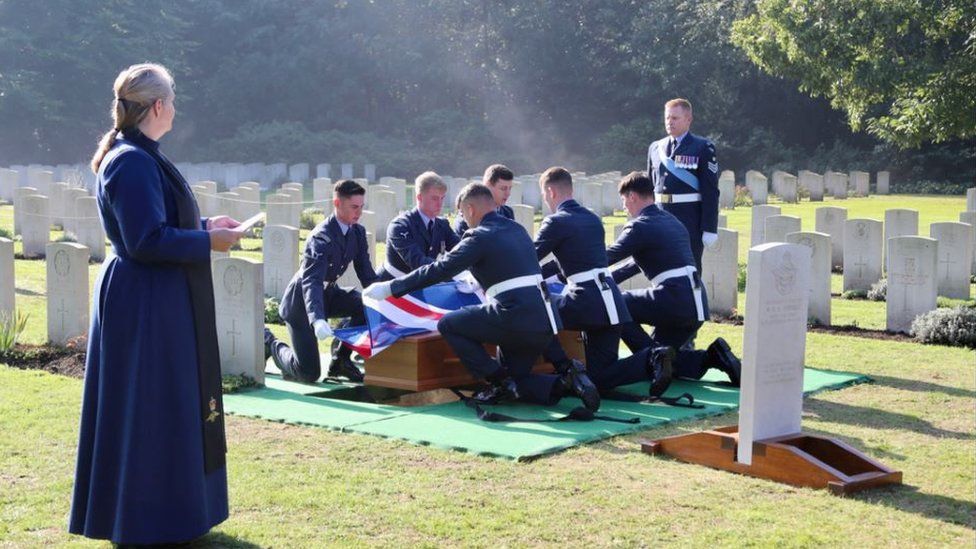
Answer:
1, 195, 974, 546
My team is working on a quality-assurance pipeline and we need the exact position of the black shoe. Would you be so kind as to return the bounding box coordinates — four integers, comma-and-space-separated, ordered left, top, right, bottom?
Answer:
706, 337, 741, 387
558, 359, 601, 412
472, 377, 520, 404
647, 346, 675, 398
264, 328, 276, 361
327, 355, 364, 382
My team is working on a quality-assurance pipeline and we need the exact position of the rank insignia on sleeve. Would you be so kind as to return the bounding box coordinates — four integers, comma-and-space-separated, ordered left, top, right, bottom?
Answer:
206, 396, 221, 423
708, 161, 718, 173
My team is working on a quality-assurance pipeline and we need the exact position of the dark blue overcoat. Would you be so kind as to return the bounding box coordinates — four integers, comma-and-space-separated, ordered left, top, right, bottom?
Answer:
69, 135, 228, 544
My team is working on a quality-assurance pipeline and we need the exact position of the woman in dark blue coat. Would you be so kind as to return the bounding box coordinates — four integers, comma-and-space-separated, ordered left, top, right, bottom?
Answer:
69, 63, 242, 545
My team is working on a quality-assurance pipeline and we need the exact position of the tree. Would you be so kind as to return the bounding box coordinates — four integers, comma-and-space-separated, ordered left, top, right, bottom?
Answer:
731, 0, 976, 147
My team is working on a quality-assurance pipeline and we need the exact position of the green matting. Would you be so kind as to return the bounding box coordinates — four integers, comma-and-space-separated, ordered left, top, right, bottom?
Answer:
223, 368, 868, 461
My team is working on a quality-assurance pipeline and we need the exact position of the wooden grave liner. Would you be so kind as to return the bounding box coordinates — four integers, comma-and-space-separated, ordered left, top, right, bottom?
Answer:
642, 426, 902, 495
364, 330, 584, 392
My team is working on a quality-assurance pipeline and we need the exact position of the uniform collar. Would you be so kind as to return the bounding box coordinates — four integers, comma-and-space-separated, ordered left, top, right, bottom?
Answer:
639, 203, 659, 218
328, 215, 351, 236
415, 208, 433, 227
670, 131, 689, 146
556, 198, 578, 212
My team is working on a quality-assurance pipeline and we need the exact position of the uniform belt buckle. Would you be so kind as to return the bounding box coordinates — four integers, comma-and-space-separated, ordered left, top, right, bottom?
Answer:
659, 194, 673, 204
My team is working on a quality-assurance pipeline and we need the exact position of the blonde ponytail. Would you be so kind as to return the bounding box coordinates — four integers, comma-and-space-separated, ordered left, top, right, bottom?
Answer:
90, 63, 174, 173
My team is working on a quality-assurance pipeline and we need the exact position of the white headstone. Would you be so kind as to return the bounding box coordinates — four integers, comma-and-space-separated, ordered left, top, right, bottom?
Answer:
233, 185, 261, 221
764, 215, 802, 244
364, 164, 376, 182
0, 168, 16, 202
745, 171, 768, 205
358, 210, 377, 237
884, 208, 919, 272
46, 242, 90, 344
267, 163, 288, 185
508, 181, 524, 206
61, 188, 89, 236
28, 169, 53, 197
13, 186, 38, 236
316, 163, 331, 179
279, 187, 304, 228
771, 170, 789, 197
263, 225, 299, 299
216, 191, 241, 220
370, 190, 398, 243
0, 237, 13, 319
579, 183, 604, 215
966, 188, 976, 212
74, 197, 106, 262
876, 171, 890, 195
826, 172, 848, 199
214, 257, 265, 384
750, 205, 781, 247
49, 182, 69, 230
313, 177, 334, 214
959, 212, 976, 275
701, 228, 738, 317
21, 195, 50, 258
738, 242, 811, 465
842, 218, 883, 292
718, 171, 735, 209
850, 171, 870, 197
288, 163, 309, 184
511, 204, 535, 237
341, 163, 354, 179
930, 222, 973, 300
365, 184, 391, 209
886, 236, 938, 333
780, 174, 798, 203
815, 206, 847, 268
381, 178, 407, 210
266, 193, 296, 228
799, 170, 824, 202
601, 179, 619, 214
787, 231, 832, 326
718, 214, 727, 228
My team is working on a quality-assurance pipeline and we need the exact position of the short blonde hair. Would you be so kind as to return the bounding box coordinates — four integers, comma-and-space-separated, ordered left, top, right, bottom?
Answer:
415, 171, 447, 194
665, 98, 692, 113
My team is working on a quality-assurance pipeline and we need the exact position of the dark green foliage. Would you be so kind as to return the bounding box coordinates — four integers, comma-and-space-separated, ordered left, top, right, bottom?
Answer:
911, 306, 976, 348
842, 289, 868, 300
737, 262, 747, 292
0, 228, 12, 240
222, 374, 259, 393
0, 0, 972, 186
300, 208, 325, 231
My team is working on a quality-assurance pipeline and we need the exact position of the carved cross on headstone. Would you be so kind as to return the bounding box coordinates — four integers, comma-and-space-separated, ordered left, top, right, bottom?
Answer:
939, 252, 955, 281
270, 269, 283, 292
226, 319, 241, 356
855, 256, 868, 279
58, 298, 67, 334
707, 271, 717, 300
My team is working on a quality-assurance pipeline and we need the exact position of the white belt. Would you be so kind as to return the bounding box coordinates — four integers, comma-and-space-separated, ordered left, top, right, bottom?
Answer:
655, 192, 701, 204
383, 261, 408, 278
566, 267, 620, 325
649, 266, 705, 322
486, 274, 558, 334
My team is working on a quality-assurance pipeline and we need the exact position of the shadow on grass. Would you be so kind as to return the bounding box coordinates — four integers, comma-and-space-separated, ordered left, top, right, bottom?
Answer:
868, 374, 976, 399
853, 485, 976, 530
805, 399, 974, 442
14, 287, 43, 296
185, 531, 263, 548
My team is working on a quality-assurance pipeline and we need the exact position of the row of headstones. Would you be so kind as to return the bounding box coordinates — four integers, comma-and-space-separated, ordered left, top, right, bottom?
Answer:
752, 205, 975, 295
10, 186, 106, 261
0, 163, 381, 200
0, 165, 94, 200
0, 239, 266, 383
717, 170, 891, 208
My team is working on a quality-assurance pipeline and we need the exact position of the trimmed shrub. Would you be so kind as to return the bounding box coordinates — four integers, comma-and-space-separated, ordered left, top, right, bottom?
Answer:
300, 208, 325, 230
842, 289, 868, 299
911, 306, 976, 348
867, 278, 887, 301
734, 186, 753, 207
0, 227, 12, 239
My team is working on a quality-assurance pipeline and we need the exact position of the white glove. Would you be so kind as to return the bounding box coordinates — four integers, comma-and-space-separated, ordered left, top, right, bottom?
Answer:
363, 281, 393, 301
453, 270, 481, 294
702, 232, 719, 249
313, 319, 332, 340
